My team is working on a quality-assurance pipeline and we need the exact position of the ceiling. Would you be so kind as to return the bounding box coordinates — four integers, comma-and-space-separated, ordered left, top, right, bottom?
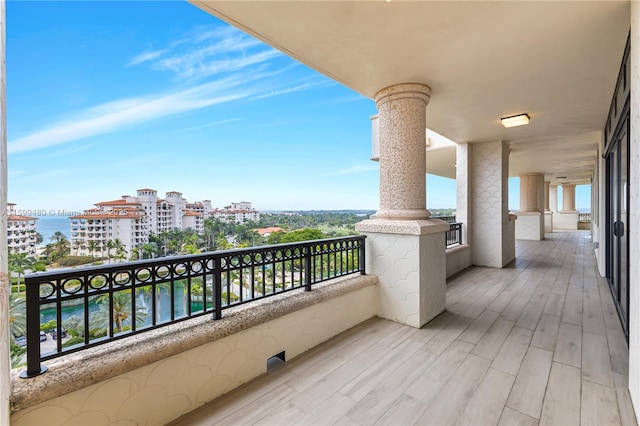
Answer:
190, 1, 630, 185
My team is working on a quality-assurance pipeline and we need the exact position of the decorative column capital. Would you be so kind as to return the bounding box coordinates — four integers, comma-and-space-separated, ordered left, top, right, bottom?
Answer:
374, 83, 431, 110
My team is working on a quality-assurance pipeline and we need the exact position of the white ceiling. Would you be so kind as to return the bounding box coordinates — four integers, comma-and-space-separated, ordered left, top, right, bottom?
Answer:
191, 1, 630, 185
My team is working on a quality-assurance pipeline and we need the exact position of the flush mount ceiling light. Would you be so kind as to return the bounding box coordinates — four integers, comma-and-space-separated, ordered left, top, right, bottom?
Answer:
501, 113, 530, 128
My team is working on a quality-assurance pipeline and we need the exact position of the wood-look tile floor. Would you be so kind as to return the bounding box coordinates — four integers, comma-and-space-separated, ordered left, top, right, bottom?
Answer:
170, 231, 637, 425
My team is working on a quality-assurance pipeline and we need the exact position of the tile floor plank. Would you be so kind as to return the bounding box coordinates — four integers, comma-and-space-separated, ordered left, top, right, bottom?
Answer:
456, 368, 515, 426
539, 362, 581, 426
491, 326, 534, 376
581, 380, 621, 426
582, 331, 614, 387
506, 347, 553, 419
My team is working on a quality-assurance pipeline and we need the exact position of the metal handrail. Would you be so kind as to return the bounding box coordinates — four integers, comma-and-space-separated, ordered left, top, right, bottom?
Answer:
446, 222, 463, 247
20, 236, 366, 378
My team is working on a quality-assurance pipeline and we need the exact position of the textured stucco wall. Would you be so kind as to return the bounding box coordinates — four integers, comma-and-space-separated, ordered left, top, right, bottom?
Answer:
457, 143, 471, 246
629, 0, 640, 415
446, 245, 471, 278
358, 219, 448, 328
469, 141, 512, 267
10, 282, 378, 425
515, 212, 544, 241
554, 211, 579, 230
544, 211, 553, 233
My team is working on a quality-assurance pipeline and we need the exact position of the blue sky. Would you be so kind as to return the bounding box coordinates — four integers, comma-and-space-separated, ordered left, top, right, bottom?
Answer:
6, 2, 589, 214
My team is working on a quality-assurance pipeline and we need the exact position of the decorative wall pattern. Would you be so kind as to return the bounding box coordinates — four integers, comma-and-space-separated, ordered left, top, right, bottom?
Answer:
365, 228, 446, 328
10, 285, 378, 425
469, 141, 510, 267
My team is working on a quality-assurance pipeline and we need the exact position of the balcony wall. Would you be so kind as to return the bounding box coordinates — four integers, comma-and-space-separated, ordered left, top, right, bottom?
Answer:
10, 275, 378, 425
446, 244, 471, 278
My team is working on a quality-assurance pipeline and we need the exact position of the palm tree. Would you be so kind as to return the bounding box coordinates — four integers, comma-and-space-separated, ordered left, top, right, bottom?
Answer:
87, 240, 99, 259
105, 240, 116, 264
90, 291, 148, 335
130, 247, 140, 261
72, 239, 82, 256
50, 231, 65, 244
8, 294, 26, 341
113, 238, 127, 263
8, 252, 34, 294
141, 243, 158, 259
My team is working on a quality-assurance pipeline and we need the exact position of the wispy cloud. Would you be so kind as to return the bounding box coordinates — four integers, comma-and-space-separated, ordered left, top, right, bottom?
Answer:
180, 118, 242, 131
8, 74, 254, 154
254, 80, 332, 100
327, 163, 378, 176
9, 25, 323, 155
129, 25, 281, 82
127, 49, 166, 67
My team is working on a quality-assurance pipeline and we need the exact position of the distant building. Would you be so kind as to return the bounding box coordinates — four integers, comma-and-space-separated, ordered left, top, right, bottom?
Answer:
254, 227, 285, 237
210, 201, 260, 224
7, 203, 38, 255
70, 189, 211, 257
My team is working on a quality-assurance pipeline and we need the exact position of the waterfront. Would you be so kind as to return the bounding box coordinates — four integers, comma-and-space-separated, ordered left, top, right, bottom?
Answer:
34, 216, 69, 245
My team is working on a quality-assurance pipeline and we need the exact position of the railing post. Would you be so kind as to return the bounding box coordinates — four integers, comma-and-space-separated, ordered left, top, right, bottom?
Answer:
359, 237, 366, 275
19, 277, 48, 378
304, 245, 312, 291
457, 223, 462, 245
212, 257, 223, 320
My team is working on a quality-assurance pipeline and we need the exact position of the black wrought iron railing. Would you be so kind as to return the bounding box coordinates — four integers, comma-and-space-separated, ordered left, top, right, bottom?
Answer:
20, 236, 366, 378
433, 215, 456, 223
446, 222, 463, 247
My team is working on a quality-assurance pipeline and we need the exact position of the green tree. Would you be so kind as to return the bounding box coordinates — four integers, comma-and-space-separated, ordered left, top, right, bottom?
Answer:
105, 240, 116, 264
87, 240, 100, 258
8, 294, 26, 341
141, 242, 158, 259
50, 231, 65, 244
8, 252, 34, 294
91, 291, 148, 335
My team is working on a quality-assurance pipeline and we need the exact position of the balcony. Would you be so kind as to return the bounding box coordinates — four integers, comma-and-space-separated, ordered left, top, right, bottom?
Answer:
8, 230, 633, 425
166, 231, 634, 425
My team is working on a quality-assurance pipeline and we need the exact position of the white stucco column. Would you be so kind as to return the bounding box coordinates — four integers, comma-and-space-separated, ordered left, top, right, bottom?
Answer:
0, 1, 9, 424
467, 141, 515, 267
456, 143, 470, 245
357, 83, 448, 329
374, 83, 431, 220
544, 181, 553, 233
516, 173, 544, 241
544, 181, 551, 211
628, 0, 640, 413
556, 183, 579, 230
562, 184, 577, 212
549, 184, 558, 213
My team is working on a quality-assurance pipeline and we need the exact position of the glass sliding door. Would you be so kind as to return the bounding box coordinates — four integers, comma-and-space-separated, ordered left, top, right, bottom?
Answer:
606, 118, 629, 338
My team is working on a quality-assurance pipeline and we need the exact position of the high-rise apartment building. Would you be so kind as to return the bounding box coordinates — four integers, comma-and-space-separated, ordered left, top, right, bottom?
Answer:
69, 189, 223, 257
6, 203, 38, 256
210, 201, 260, 224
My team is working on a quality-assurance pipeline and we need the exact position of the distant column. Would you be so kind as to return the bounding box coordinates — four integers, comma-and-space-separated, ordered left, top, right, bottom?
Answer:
562, 184, 577, 212
374, 83, 431, 220
544, 181, 553, 233
519, 174, 542, 212
544, 181, 551, 211
516, 173, 544, 241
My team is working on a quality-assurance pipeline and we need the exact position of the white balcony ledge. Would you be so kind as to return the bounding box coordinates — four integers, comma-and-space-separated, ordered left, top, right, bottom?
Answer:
10, 274, 378, 423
